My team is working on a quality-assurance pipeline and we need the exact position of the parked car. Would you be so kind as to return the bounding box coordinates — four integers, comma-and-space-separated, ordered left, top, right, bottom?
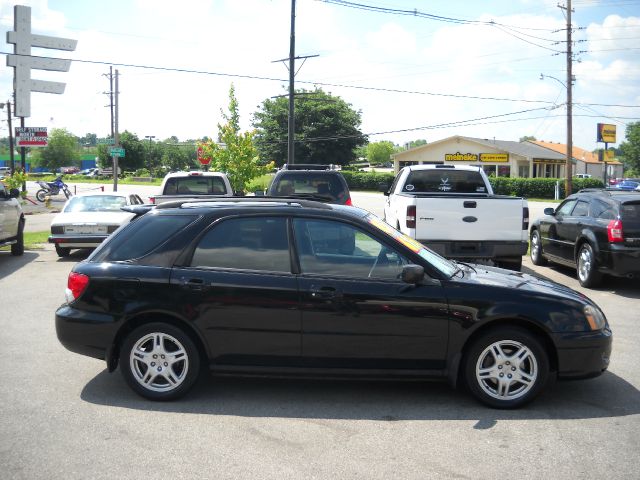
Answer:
615, 180, 640, 191
382, 164, 529, 271
79, 168, 98, 176
55, 198, 612, 408
574, 173, 592, 179
60, 166, 80, 174
150, 171, 234, 204
0, 182, 25, 255
48, 192, 145, 257
530, 189, 640, 287
265, 164, 352, 205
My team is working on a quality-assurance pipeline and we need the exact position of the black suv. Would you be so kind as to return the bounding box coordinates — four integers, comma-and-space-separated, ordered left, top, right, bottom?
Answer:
55, 198, 612, 408
530, 189, 640, 287
266, 164, 352, 205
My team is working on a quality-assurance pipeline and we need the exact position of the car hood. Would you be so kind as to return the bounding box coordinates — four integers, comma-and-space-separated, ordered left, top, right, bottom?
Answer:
452, 263, 591, 304
51, 211, 134, 226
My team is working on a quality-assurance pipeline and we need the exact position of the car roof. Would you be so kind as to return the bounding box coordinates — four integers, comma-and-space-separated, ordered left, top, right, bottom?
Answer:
575, 189, 640, 203
406, 164, 481, 172
163, 170, 227, 178
71, 192, 132, 198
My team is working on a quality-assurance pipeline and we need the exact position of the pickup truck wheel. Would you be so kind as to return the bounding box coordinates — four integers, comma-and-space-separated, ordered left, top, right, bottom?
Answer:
496, 257, 522, 272
576, 243, 602, 288
10, 220, 24, 256
530, 230, 547, 266
55, 245, 71, 257
464, 327, 549, 409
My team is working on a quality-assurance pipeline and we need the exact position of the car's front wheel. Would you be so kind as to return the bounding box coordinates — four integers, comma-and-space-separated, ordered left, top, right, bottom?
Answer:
464, 327, 550, 409
530, 229, 547, 266
577, 242, 602, 288
120, 323, 201, 401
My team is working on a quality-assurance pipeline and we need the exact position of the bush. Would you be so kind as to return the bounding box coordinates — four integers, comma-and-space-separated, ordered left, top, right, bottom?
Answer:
341, 170, 395, 191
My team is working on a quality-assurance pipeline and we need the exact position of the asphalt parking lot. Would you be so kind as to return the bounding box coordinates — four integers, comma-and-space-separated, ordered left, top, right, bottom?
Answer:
1, 183, 638, 479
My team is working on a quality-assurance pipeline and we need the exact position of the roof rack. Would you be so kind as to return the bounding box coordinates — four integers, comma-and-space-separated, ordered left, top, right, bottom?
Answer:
154, 196, 333, 210
280, 164, 339, 171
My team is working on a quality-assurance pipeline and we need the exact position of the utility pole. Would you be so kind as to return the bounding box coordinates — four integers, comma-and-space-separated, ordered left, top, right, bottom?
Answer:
113, 69, 119, 191
288, 0, 296, 165
559, 0, 574, 197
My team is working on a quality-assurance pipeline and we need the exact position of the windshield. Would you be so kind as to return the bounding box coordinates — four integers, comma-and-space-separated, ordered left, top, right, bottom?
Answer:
64, 195, 127, 213
366, 214, 459, 277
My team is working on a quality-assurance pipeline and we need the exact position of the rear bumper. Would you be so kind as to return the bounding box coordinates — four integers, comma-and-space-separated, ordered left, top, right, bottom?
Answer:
552, 329, 612, 380
55, 305, 117, 361
48, 234, 108, 248
601, 244, 640, 278
420, 240, 528, 260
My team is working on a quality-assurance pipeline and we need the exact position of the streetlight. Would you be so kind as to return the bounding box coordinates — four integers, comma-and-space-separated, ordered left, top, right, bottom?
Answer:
0, 101, 15, 174
541, 73, 575, 196
144, 135, 155, 176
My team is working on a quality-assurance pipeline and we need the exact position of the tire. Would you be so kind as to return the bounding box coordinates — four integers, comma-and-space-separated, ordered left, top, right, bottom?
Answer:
119, 323, 201, 401
36, 189, 48, 202
530, 229, 547, 266
576, 242, 602, 288
11, 220, 24, 256
55, 244, 71, 257
464, 327, 550, 409
495, 257, 522, 272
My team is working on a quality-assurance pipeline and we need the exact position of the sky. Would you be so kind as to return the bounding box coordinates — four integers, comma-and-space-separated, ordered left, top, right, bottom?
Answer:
0, 0, 639, 155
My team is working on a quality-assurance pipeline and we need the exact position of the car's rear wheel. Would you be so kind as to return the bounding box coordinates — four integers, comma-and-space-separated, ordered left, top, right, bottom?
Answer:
577, 242, 602, 288
120, 323, 200, 401
464, 327, 549, 409
55, 245, 71, 257
530, 229, 547, 266
11, 220, 24, 256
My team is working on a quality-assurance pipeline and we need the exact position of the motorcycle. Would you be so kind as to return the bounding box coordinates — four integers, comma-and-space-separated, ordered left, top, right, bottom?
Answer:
36, 176, 72, 202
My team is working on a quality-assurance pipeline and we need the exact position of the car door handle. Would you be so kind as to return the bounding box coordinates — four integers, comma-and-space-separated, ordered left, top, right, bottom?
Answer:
310, 286, 340, 299
180, 277, 206, 291
463, 201, 477, 208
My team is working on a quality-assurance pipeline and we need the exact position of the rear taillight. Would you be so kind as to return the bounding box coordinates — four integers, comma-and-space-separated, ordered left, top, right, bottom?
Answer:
523, 207, 529, 230
149, 196, 156, 204
406, 205, 416, 229
345, 197, 353, 206
66, 272, 89, 303
607, 220, 624, 243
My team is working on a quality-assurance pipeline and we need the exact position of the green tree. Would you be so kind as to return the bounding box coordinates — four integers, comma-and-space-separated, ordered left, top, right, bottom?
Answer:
39, 128, 79, 171
620, 121, 640, 173
96, 131, 145, 172
407, 139, 427, 149
201, 84, 273, 193
252, 87, 366, 166
366, 141, 396, 165
520, 135, 537, 142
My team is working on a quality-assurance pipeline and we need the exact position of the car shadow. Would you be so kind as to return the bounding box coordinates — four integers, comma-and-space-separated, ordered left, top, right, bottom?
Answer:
0, 250, 39, 280
80, 369, 639, 425
521, 264, 640, 300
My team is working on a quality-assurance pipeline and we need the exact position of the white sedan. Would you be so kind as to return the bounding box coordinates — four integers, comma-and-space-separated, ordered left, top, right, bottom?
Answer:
48, 192, 145, 257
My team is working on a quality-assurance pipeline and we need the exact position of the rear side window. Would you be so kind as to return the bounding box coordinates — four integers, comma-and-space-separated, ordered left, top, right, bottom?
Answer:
92, 214, 197, 262
164, 176, 228, 195
571, 200, 589, 217
403, 170, 486, 193
191, 217, 290, 272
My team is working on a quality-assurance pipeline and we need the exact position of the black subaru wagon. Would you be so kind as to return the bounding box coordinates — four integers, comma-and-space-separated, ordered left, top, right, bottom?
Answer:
56, 198, 611, 408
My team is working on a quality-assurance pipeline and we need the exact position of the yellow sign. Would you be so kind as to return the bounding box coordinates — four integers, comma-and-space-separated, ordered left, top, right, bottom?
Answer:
597, 123, 616, 143
480, 153, 508, 163
445, 152, 478, 162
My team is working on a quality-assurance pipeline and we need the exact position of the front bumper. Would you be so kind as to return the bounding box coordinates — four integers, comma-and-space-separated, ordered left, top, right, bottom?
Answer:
553, 328, 612, 380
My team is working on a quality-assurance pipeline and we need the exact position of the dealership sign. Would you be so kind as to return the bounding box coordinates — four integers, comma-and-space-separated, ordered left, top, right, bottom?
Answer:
597, 123, 616, 143
15, 126, 47, 147
444, 152, 509, 163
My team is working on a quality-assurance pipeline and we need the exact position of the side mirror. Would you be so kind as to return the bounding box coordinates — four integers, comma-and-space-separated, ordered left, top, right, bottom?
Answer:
9, 188, 20, 199
401, 264, 424, 284
543, 207, 555, 215
378, 182, 390, 195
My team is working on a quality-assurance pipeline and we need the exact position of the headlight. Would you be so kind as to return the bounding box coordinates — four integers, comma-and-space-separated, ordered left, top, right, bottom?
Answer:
584, 305, 606, 331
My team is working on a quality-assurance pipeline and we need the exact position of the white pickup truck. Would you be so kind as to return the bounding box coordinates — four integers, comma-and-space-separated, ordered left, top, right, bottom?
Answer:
149, 171, 234, 205
382, 164, 529, 270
